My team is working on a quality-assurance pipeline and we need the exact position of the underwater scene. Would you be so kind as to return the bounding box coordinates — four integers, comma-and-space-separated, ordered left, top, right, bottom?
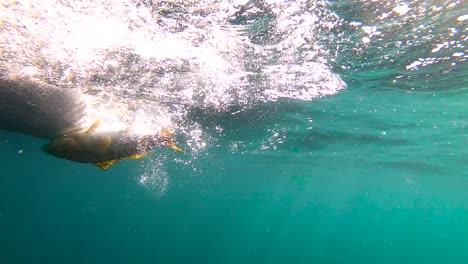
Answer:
0, 0, 467, 263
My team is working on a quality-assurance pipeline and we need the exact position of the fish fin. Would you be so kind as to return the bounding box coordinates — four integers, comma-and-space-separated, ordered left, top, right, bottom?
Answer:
94, 159, 119, 170
60, 126, 85, 137
86, 118, 101, 133
127, 151, 148, 159
165, 141, 183, 152
159, 127, 183, 152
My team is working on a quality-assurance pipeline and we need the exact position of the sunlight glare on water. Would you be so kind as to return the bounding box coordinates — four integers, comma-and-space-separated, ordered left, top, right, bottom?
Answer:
0, 0, 347, 190
0, 1, 467, 263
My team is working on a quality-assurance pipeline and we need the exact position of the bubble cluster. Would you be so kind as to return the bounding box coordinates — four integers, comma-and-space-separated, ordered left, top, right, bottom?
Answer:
1, 0, 346, 192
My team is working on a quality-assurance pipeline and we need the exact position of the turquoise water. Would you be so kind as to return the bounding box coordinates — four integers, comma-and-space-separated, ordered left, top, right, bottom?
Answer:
1, 0, 468, 263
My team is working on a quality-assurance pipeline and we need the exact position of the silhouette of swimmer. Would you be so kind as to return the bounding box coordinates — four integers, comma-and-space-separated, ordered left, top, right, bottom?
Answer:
0, 72, 182, 170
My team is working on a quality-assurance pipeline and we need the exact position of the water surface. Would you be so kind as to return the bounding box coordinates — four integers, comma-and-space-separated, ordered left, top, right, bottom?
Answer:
0, 0, 467, 263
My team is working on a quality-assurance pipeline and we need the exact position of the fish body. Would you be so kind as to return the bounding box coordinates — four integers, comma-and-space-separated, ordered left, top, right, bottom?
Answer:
42, 122, 182, 169
0, 72, 182, 170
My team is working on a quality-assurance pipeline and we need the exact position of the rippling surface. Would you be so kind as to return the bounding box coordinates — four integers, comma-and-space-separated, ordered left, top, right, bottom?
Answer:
0, 0, 467, 263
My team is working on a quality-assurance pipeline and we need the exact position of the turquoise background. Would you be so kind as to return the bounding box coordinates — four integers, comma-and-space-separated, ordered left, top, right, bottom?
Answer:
1, 0, 467, 263
1, 79, 467, 263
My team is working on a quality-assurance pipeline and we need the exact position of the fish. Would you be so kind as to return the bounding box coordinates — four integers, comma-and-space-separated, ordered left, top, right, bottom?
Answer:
42, 121, 182, 170
0, 71, 182, 170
